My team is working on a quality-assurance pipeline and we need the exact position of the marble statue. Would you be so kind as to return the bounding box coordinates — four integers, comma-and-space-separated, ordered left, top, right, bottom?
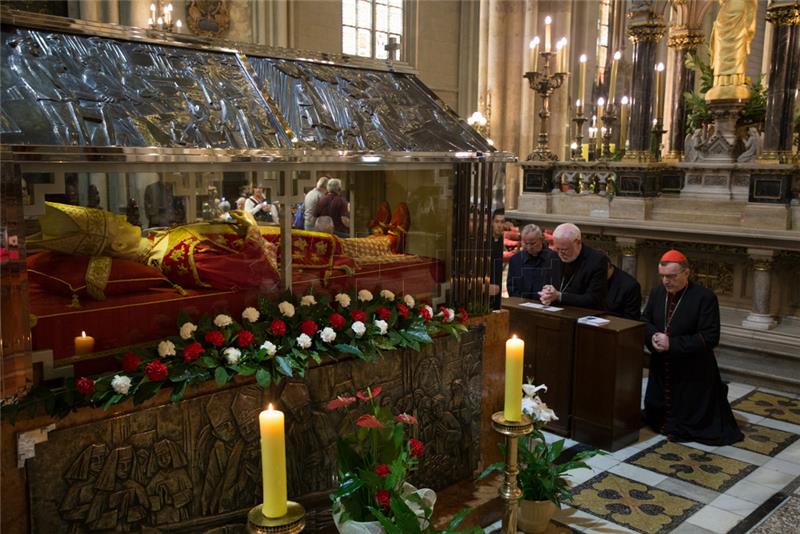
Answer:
737, 126, 761, 162
706, 0, 757, 101
684, 129, 705, 162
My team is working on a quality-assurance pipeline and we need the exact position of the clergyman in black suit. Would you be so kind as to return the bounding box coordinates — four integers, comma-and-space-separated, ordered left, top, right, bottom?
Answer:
605, 256, 642, 320
538, 223, 607, 311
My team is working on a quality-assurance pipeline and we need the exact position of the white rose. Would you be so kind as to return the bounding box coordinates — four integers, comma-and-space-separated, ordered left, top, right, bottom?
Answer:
403, 294, 415, 308
158, 340, 176, 357
300, 295, 317, 306
380, 289, 395, 301
335, 293, 351, 307
214, 314, 233, 327
260, 340, 277, 357
179, 322, 197, 340
278, 301, 295, 318
374, 319, 388, 335
351, 321, 366, 337
320, 327, 336, 343
296, 333, 312, 349
357, 289, 373, 302
111, 375, 132, 395
241, 307, 260, 323
223, 347, 241, 365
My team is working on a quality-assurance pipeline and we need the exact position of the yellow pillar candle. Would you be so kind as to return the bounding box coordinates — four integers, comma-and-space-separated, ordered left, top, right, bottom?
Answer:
504, 335, 525, 422
655, 62, 665, 120
74, 331, 95, 355
259, 403, 288, 518
620, 96, 630, 151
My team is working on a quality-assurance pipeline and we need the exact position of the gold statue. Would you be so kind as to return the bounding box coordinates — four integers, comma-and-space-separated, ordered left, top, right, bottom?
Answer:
706, 0, 757, 101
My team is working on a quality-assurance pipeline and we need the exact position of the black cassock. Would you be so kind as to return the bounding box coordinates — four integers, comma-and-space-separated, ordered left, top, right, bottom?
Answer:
642, 282, 743, 445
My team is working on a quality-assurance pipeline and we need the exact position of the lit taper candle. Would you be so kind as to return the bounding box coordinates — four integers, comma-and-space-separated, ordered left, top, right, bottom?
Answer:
529, 36, 540, 72
259, 403, 288, 518
544, 16, 552, 52
578, 54, 587, 108
609, 50, 621, 103
655, 62, 665, 120
504, 335, 525, 421
620, 96, 630, 150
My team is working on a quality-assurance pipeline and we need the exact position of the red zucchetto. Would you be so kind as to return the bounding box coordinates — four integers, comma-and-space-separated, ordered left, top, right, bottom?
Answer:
660, 249, 687, 263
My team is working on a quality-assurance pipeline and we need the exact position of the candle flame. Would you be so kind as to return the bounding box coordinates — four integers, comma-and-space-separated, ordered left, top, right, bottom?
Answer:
544, 15, 552, 24
613, 50, 622, 61
621, 96, 629, 105
512, 334, 518, 340
656, 63, 665, 72
81, 330, 86, 337
531, 36, 540, 47
597, 97, 605, 107
267, 403, 273, 411
579, 54, 587, 63
576, 99, 581, 106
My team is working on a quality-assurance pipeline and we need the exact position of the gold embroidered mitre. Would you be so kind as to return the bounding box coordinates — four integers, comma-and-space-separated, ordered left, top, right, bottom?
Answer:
30, 202, 144, 260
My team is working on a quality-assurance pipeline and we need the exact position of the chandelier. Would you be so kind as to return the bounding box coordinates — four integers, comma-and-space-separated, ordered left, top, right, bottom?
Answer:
148, 2, 182, 32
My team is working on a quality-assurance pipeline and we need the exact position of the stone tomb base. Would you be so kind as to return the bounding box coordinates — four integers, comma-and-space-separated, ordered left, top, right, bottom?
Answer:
17, 325, 492, 534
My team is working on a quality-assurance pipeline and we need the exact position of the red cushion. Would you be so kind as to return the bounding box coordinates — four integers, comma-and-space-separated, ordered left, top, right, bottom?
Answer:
504, 230, 520, 241
27, 251, 169, 299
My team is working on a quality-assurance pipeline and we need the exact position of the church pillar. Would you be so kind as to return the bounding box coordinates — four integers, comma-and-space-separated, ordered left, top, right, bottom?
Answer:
742, 249, 777, 331
665, 29, 704, 161
761, 1, 800, 163
616, 237, 638, 278
625, 17, 666, 162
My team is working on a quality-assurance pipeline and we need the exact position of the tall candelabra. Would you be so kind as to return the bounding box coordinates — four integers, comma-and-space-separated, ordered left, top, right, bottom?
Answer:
571, 112, 587, 161
601, 107, 618, 160
524, 52, 567, 161
650, 119, 666, 162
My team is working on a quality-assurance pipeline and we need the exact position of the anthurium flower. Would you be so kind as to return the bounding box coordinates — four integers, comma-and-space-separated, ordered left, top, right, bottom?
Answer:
395, 413, 417, 425
326, 395, 356, 410
357, 386, 382, 400
356, 414, 384, 428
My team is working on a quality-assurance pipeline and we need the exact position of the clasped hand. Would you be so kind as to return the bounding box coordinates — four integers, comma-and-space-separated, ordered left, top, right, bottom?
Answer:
538, 285, 560, 306
652, 332, 670, 352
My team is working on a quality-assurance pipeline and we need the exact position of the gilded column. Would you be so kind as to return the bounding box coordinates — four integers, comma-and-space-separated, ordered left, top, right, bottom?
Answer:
625, 16, 666, 161
666, 28, 705, 160
616, 237, 639, 278
761, 1, 800, 163
742, 249, 777, 330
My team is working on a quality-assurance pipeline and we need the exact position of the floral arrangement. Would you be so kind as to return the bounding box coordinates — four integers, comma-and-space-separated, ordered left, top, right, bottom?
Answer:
2, 290, 469, 422
479, 381, 601, 507
328, 386, 480, 534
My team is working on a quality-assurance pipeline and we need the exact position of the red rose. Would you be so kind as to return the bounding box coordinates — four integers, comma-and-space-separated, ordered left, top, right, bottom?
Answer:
396, 303, 410, 319
270, 320, 287, 336
409, 438, 424, 458
204, 330, 225, 348
375, 489, 391, 510
376, 307, 391, 320
300, 319, 318, 337
121, 352, 141, 372
183, 342, 204, 362
75, 376, 95, 396
375, 464, 390, 477
145, 360, 169, 382
458, 307, 469, 324
350, 309, 367, 322
237, 330, 254, 347
420, 306, 432, 321
329, 313, 346, 330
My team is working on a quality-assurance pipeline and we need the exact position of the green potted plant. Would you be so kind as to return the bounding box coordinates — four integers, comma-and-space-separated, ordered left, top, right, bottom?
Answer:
328, 386, 481, 534
479, 383, 601, 533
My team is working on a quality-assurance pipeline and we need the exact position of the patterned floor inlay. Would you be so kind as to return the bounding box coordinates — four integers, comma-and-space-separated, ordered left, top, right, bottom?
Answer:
571, 471, 702, 534
732, 422, 800, 457
732, 391, 800, 425
628, 441, 757, 492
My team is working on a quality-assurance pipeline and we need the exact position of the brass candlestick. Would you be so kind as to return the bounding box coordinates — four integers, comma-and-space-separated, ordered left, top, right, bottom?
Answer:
247, 502, 306, 533
572, 113, 587, 161
601, 108, 618, 160
492, 411, 534, 534
650, 120, 666, 162
524, 51, 567, 161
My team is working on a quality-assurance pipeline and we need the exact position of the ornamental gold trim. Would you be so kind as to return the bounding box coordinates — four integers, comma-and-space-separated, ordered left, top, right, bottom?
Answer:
752, 258, 773, 272
628, 22, 667, 42
667, 31, 705, 50
766, 3, 800, 25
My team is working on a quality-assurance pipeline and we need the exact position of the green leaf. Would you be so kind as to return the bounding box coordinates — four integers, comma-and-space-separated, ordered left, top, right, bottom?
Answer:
133, 381, 162, 405
256, 368, 272, 388
170, 381, 188, 402
477, 461, 504, 481
334, 343, 364, 358
198, 356, 217, 369
102, 393, 123, 410
214, 367, 230, 386
275, 356, 294, 377
443, 507, 474, 533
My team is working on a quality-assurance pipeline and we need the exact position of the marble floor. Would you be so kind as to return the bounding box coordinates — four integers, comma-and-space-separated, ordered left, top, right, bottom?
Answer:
483, 379, 800, 534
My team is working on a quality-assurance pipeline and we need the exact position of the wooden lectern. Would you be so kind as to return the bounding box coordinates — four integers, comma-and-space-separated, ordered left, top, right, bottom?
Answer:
503, 297, 645, 451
